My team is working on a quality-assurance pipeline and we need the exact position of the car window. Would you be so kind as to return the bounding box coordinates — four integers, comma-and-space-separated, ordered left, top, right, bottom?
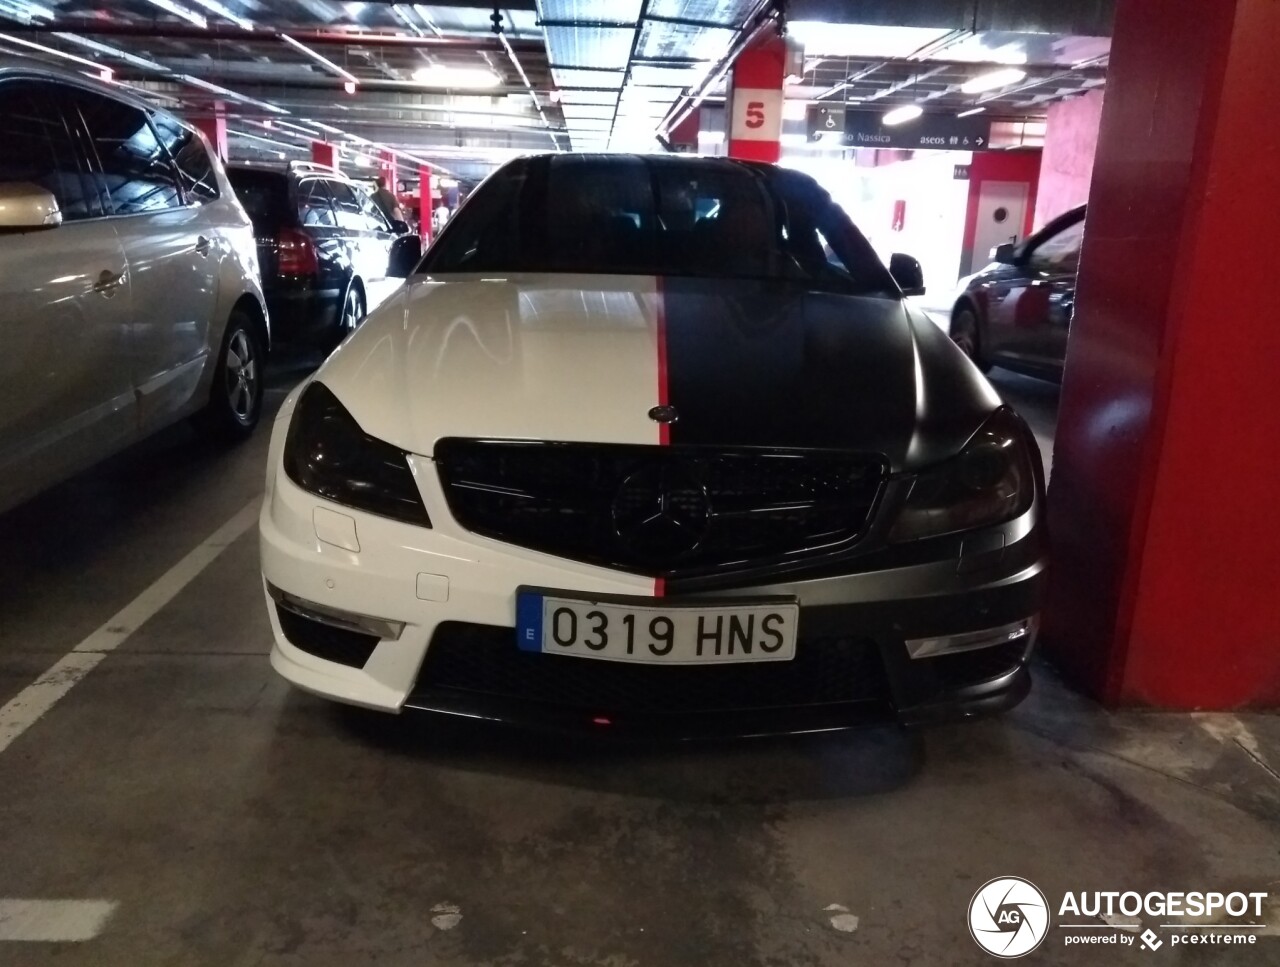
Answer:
0, 79, 101, 220
226, 168, 288, 230
150, 113, 219, 204
358, 188, 391, 231
70, 89, 182, 215
424, 156, 896, 296
327, 181, 365, 231
297, 179, 336, 227
1029, 218, 1085, 273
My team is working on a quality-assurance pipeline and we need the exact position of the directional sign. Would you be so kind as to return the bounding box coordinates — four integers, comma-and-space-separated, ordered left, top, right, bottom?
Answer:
841, 111, 992, 151
805, 104, 846, 144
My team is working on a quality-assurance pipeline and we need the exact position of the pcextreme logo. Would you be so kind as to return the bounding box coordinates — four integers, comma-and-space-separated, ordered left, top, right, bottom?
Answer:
968, 878, 1271, 957
968, 877, 1050, 958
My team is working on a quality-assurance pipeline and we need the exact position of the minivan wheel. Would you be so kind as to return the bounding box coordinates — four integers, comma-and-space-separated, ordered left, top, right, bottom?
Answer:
950, 305, 991, 372
196, 310, 263, 441
334, 283, 365, 345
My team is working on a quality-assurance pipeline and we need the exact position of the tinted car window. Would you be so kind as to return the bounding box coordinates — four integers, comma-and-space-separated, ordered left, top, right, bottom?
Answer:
423, 156, 895, 295
327, 181, 366, 231
71, 90, 182, 215
0, 79, 100, 220
226, 168, 289, 231
151, 113, 219, 203
357, 187, 392, 231
297, 179, 336, 227
1029, 218, 1084, 273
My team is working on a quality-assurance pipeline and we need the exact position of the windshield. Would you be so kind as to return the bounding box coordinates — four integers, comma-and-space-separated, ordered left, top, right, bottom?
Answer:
422, 156, 899, 297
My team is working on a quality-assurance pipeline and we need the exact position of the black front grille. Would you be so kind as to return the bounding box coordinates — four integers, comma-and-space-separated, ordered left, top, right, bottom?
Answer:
413, 622, 890, 715
434, 440, 885, 577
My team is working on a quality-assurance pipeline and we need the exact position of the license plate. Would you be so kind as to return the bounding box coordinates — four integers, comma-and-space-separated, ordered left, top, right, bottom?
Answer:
515, 589, 798, 665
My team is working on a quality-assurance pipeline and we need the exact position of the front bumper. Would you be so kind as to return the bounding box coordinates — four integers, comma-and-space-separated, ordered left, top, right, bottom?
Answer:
261, 406, 1046, 737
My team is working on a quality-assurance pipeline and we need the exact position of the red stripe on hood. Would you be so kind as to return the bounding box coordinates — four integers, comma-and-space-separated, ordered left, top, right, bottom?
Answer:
655, 276, 670, 446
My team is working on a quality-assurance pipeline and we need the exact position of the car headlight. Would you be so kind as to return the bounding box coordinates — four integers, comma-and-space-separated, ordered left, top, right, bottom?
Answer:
283, 382, 431, 527
889, 408, 1036, 542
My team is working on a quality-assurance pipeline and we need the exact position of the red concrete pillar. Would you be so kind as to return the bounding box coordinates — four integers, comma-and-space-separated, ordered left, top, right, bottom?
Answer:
726, 31, 785, 163
1045, 0, 1280, 708
193, 99, 227, 162
311, 141, 338, 172
379, 149, 397, 189
669, 109, 700, 154
418, 165, 434, 244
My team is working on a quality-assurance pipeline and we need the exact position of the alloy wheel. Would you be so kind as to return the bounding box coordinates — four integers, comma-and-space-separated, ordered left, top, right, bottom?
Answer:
225, 329, 258, 423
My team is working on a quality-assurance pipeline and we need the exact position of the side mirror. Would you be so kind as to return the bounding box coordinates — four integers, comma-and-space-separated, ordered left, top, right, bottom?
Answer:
389, 218, 410, 236
992, 242, 1017, 264
0, 182, 62, 231
889, 253, 926, 297
388, 233, 423, 278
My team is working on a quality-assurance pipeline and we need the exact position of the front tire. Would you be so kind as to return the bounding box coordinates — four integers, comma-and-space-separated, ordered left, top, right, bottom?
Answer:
196, 310, 263, 442
331, 282, 365, 349
950, 304, 991, 372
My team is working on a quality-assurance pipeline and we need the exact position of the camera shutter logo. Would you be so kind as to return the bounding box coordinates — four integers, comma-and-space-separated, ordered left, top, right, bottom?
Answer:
968, 876, 1050, 958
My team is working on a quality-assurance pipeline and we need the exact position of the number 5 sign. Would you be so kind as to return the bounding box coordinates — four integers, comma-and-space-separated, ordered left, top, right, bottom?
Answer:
729, 88, 783, 142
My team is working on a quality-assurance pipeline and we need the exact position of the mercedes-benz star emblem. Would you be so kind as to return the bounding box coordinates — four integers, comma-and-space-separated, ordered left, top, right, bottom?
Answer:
648, 404, 679, 424
611, 464, 709, 560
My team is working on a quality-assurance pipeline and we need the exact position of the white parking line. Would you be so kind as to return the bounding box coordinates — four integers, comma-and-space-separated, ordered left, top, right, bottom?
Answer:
0, 899, 118, 942
0, 499, 260, 756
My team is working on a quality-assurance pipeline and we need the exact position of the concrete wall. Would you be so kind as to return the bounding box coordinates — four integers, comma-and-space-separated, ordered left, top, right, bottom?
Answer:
1034, 89, 1104, 228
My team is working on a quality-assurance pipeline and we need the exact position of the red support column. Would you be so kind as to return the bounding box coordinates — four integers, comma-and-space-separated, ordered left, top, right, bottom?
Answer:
1045, 0, 1280, 708
379, 149, 397, 189
193, 99, 227, 162
726, 31, 785, 163
418, 165, 435, 244
311, 141, 338, 172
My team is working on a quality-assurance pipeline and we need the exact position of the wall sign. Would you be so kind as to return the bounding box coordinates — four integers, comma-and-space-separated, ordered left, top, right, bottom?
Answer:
729, 88, 783, 142
839, 111, 992, 151
954, 164, 972, 179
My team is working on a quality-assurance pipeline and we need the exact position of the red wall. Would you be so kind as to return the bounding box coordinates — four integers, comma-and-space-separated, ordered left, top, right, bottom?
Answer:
958, 149, 1041, 276
1034, 90, 1104, 229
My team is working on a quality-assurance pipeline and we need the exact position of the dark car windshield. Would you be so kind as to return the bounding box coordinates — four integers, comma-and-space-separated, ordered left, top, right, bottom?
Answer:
226, 168, 289, 231
422, 156, 898, 297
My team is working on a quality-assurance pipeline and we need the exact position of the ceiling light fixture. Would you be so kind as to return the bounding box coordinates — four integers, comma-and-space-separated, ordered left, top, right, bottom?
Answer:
883, 104, 923, 126
0, 0, 54, 23
960, 67, 1026, 94
411, 65, 501, 89
957, 106, 986, 118
280, 33, 360, 86
0, 31, 101, 70
141, 0, 207, 28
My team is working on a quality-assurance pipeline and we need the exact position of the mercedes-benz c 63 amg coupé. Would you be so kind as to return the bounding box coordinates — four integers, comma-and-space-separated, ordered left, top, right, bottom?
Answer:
260, 154, 1047, 737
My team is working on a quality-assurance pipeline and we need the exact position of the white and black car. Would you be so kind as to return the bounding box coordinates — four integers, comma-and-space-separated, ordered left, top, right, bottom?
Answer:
259, 154, 1047, 737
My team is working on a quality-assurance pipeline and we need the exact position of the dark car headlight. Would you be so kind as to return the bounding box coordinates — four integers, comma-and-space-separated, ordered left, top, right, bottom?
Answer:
283, 382, 431, 527
889, 408, 1037, 542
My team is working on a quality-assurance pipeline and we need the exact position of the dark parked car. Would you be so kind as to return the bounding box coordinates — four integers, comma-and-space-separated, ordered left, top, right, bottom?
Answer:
950, 204, 1085, 383
227, 162, 417, 348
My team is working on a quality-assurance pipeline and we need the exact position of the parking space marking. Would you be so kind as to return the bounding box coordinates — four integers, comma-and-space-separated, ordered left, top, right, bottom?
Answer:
0, 499, 260, 756
0, 899, 118, 942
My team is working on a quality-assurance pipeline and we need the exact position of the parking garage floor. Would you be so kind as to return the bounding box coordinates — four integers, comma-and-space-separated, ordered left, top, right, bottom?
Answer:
0, 364, 1276, 966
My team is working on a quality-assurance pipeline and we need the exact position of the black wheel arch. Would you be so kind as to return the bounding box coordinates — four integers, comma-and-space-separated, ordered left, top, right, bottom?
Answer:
232, 293, 270, 355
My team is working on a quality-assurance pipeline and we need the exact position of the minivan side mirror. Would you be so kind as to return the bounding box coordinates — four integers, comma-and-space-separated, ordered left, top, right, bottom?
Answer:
389, 218, 411, 236
992, 242, 1018, 264
888, 253, 926, 297
388, 233, 423, 278
0, 182, 62, 231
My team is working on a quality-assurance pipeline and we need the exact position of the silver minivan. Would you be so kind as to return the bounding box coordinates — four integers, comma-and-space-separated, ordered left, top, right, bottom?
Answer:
0, 62, 270, 514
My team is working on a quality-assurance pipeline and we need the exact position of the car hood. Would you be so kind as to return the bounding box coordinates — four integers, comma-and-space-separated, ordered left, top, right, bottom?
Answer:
316, 273, 1000, 473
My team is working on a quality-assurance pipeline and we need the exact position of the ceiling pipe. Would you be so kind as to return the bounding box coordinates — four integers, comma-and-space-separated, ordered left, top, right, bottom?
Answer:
5, 22, 543, 51
496, 28, 561, 150
657, 0, 778, 140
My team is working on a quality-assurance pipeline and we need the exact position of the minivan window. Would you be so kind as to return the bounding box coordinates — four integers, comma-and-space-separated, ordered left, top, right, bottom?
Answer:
0, 80, 101, 221
423, 156, 896, 296
151, 113, 220, 204
226, 168, 288, 229
298, 179, 336, 227
71, 89, 182, 215
357, 188, 392, 232
327, 181, 366, 231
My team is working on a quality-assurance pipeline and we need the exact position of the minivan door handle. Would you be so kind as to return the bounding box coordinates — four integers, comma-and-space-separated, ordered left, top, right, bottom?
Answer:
195, 235, 212, 257
93, 269, 125, 297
